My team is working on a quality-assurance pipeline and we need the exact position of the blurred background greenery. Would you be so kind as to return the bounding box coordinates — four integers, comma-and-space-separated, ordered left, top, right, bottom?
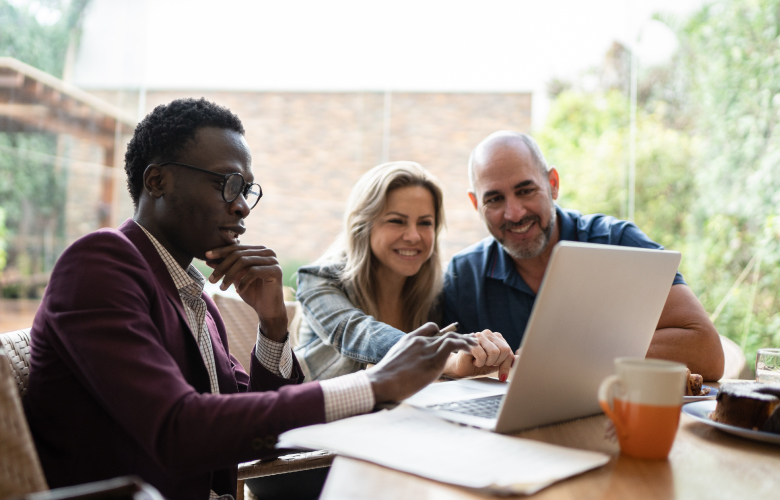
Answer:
536, 0, 780, 370
0, 0, 89, 298
2, 0, 780, 370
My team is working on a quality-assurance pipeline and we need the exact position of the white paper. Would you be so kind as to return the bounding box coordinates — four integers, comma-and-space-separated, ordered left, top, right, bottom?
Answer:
279, 405, 609, 494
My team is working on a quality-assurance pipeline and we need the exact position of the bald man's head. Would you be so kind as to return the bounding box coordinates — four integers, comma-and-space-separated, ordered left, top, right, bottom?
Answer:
465, 130, 559, 262
467, 131, 549, 192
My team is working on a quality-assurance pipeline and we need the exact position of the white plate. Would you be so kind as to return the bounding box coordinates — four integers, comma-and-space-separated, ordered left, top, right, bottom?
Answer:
682, 400, 780, 445
683, 385, 718, 402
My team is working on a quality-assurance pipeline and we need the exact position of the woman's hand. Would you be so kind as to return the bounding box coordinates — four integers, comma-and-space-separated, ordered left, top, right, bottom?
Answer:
442, 329, 516, 381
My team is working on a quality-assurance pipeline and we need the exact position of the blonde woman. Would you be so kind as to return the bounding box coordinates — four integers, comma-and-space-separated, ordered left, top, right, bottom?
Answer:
294, 161, 514, 381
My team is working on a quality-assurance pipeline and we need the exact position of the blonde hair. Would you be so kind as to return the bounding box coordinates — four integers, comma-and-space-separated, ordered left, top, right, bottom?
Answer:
320, 161, 445, 332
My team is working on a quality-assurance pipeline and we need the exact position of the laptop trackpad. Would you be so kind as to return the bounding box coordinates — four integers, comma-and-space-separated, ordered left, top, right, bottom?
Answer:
405, 378, 508, 407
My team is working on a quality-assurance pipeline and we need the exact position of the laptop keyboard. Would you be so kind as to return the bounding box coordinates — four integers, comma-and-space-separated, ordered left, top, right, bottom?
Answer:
426, 394, 503, 419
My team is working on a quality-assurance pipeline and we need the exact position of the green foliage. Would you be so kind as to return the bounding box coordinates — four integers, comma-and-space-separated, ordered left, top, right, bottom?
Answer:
0, 133, 67, 232
0, 0, 91, 294
0, 0, 92, 230
0, 0, 90, 77
538, 0, 780, 369
0, 132, 68, 286
536, 90, 698, 252
0, 206, 6, 271
0, 1, 66, 76
678, 0, 780, 364
281, 259, 308, 291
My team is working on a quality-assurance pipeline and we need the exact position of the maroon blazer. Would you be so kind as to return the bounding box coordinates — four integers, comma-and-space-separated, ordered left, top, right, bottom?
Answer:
24, 219, 326, 500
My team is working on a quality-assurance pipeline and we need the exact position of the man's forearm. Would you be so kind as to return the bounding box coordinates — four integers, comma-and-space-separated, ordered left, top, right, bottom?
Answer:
649, 284, 725, 381
647, 326, 725, 381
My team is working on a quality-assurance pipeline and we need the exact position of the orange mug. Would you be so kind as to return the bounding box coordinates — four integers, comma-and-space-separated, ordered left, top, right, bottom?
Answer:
598, 358, 687, 459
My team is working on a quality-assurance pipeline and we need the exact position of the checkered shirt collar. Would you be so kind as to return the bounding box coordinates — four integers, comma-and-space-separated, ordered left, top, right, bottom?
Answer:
134, 221, 206, 298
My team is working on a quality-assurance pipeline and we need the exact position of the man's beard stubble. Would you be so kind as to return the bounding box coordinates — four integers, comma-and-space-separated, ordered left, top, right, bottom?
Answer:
497, 203, 556, 261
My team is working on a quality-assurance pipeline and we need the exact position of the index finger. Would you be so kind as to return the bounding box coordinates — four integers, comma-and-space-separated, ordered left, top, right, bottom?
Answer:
432, 331, 478, 349
407, 322, 440, 338
434, 337, 477, 362
205, 244, 270, 262
206, 246, 277, 283
205, 244, 240, 261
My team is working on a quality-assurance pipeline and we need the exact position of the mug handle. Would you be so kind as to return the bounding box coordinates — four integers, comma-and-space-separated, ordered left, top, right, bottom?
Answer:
598, 375, 627, 440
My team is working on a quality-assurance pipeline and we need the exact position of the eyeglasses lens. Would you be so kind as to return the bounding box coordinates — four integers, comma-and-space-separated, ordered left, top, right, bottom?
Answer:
224, 174, 262, 209
244, 184, 262, 209
224, 174, 244, 202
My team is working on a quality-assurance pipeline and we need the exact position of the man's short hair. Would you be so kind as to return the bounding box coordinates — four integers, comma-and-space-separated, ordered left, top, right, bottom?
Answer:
124, 98, 245, 208
468, 131, 549, 191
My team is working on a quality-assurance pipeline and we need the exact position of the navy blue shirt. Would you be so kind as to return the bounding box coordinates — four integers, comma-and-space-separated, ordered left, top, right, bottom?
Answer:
442, 206, 686, 350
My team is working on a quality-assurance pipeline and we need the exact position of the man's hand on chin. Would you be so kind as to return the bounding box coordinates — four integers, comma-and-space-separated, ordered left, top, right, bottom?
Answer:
205, 244, 288, 342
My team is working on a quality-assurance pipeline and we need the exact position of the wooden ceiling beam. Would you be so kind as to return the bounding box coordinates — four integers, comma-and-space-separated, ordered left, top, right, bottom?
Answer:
0, 57, 136, 129
0, 58, 136, 231
0, 103, 117, 149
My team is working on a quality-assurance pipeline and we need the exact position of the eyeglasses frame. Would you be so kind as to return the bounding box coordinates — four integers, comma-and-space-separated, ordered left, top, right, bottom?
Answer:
155, 161, 263, 209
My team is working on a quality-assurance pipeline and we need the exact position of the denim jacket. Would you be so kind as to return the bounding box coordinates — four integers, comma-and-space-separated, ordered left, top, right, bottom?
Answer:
294, 262, 407, 380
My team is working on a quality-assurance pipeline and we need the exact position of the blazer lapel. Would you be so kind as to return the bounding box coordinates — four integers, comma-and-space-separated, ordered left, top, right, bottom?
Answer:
118, 219, 197, 341
118, 219, 227, 394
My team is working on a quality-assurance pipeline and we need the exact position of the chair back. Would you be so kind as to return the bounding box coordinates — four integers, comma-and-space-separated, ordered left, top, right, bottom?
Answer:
0, 328, 33, 397
0, 342, 48, 497
212, 295, 259, 373
720, 334, 747, 380
212, 295, 304, 372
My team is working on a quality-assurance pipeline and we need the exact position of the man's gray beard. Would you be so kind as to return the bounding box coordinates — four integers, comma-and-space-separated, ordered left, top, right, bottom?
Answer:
499, 206, 556, 261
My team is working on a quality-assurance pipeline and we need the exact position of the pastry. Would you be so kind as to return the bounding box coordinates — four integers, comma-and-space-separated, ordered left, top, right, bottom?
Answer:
710, 382, 780, 432
685, 369, 704, 396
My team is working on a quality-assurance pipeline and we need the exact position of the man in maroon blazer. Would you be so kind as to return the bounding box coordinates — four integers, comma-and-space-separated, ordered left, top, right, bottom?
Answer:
23, 98, 482, 500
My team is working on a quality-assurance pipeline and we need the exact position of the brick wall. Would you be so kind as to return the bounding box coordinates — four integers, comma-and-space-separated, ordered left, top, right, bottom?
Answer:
88, 90, 532, 266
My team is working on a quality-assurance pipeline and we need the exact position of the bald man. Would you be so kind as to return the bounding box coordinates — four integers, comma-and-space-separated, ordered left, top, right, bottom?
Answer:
441, 131, 724, 380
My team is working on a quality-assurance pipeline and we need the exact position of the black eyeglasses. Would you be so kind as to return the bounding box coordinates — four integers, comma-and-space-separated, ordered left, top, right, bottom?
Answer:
157, 161, 263, 210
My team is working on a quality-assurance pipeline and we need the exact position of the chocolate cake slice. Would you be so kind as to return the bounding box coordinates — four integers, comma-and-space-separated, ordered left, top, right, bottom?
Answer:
711, 383, 780, 431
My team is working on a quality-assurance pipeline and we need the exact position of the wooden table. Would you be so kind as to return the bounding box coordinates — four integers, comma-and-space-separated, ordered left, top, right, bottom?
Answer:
320, 384, 780, 499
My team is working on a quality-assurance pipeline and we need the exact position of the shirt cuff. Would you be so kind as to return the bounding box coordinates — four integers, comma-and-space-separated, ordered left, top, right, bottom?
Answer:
319, 371, 376, 422
255, 327, 293, 379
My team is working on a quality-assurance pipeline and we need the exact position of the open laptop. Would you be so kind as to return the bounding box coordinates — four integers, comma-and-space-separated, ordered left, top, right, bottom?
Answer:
405, 241, 682, 434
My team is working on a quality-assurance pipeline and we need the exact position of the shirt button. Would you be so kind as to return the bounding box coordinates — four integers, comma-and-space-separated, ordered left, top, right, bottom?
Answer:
251, 437, 265, 451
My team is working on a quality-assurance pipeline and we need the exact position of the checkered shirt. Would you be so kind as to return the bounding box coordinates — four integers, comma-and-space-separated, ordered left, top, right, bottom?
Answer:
136, 223, 220, 394
255, 330, 294, 378
255, 331, 375, 422
319, 371, 375, 422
